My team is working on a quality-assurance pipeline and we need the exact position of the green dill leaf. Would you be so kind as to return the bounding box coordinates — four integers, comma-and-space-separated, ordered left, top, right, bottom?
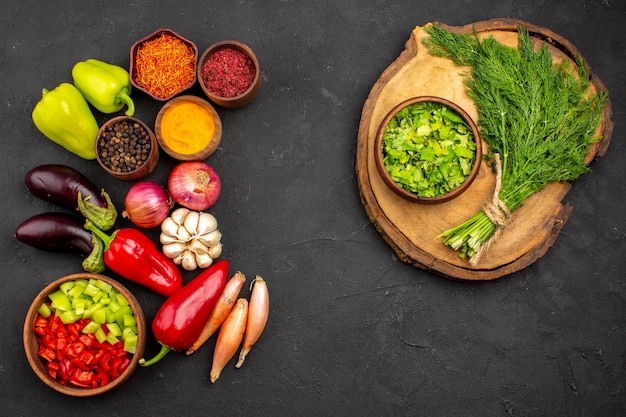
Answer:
425, 23, 607, 259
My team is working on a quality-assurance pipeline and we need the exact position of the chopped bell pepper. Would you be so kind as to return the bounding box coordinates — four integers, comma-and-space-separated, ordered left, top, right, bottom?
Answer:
31, 83, 99, 160
72, 59, 135, 116
34, 313, 132, 388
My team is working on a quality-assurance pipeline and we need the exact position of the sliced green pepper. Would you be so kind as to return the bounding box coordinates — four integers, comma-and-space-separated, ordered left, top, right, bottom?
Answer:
72, 59, 135, 116
31, 83, 99, 160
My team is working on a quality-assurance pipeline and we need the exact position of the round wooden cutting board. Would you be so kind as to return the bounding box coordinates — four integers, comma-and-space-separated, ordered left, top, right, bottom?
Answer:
356, 19, 613, 281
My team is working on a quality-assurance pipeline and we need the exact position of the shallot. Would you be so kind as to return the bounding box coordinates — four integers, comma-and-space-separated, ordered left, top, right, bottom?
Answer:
210, 298, 248, 383
236, 276, 269, 368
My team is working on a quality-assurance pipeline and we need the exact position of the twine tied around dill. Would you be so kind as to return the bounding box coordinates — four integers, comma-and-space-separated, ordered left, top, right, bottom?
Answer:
470, 153, 511, 265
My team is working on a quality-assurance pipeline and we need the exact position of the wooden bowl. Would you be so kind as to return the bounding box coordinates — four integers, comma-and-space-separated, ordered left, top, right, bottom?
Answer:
130, 28, 198, 101
23, 273, 146, 397
155, 95, 222, 161
95, 116, 159, 181
197, 40, 262, 108
374, 96, 482, 204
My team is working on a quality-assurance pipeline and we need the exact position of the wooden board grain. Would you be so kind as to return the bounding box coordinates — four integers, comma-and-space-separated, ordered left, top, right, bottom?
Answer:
356, 19, 613, 281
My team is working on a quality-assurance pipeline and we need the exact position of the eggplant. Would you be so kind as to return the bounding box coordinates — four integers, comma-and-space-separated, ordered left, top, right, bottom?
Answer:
15, 212, 106, 273
24, 164, 117, 230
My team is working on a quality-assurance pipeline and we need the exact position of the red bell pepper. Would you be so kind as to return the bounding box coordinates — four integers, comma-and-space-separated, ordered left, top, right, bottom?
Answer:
85, 221, 182, 297
139, 260, 228, 367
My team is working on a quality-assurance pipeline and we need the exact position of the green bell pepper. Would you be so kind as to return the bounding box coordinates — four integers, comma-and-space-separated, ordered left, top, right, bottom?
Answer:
31, 83, 99, 160
72, 59, 135, 116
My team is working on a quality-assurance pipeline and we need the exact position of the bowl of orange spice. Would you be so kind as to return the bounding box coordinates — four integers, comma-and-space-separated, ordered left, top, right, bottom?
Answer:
154, 95, 222, 161
130, 29, 198, 101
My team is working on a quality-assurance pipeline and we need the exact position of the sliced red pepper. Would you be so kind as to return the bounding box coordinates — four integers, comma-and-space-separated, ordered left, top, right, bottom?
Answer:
46, 361, 59, 379
35, 316, 48, 328
38, 346, 56, 362
70, 369, 95, 387
40, 333, 56, 349
96, 369, 110, 386
99, 352, 112, 372
70, 357, 91, 372
35, 313, 133, 388
56, 334, 67, 351
78, 350, 96, 366
49, 315, 63, 333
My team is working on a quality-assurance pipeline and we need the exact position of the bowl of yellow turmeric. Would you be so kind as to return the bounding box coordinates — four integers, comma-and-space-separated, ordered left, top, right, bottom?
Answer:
154, 95, 222, 161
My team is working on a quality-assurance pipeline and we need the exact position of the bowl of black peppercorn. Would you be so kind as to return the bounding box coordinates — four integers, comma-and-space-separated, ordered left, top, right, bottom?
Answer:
95, 116, 159, 181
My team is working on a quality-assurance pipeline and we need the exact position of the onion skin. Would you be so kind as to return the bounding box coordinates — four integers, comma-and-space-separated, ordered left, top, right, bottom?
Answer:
122, 181, 173, 229
235, 276, 269, 368
187, 272, 246, 355
210, 298, 248, 383
168, 162, 221, 211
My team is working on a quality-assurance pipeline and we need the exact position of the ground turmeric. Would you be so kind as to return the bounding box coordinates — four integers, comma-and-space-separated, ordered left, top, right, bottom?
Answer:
160, 100, 215, 155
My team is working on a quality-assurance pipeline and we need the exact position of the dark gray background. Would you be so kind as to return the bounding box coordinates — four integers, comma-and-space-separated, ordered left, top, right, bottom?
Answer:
1, 1, 624, 416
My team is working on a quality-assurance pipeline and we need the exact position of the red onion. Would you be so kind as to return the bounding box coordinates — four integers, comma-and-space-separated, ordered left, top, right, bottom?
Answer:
168, 162, 221, 211
122, 181, 173, 228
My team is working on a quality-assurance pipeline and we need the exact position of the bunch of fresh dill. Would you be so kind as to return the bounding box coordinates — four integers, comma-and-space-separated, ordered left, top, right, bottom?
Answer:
422, 24, 607, 263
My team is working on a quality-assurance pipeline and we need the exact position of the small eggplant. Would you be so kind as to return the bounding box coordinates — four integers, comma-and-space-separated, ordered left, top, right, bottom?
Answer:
15, 212, 105, 273
24, 164, 117, 230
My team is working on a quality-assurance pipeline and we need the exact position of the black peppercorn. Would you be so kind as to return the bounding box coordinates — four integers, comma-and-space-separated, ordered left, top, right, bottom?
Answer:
98, 120, 152, 173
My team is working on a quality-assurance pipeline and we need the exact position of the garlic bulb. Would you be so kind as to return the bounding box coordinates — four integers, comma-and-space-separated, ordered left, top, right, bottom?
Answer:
160, 207, 223, 271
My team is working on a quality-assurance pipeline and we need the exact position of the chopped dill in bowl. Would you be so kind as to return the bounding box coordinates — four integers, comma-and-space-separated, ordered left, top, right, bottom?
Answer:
381, 100, 477, 197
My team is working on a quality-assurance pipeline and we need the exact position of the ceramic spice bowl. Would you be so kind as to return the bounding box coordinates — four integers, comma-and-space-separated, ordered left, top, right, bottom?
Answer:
154, 95, 222, 161
95, 116, 159, 181
374, 96, 482, 204
23, 273, 147, 397
129, 28, 198, 101
197, 40, 262, 108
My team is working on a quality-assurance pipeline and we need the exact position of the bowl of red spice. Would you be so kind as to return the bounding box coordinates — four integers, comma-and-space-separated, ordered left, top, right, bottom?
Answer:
130, 28, 198, 101
155, 95, 222, 161
95, 116, 159, 181
198, 40, 262, 108
23, 273, 147, 396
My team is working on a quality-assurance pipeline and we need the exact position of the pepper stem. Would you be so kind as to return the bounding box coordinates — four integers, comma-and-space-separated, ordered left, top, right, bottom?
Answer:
117, 90, 136, 117
139, 344, 172, 367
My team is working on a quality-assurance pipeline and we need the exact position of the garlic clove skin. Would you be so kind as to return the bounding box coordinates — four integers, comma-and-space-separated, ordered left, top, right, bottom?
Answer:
160, 233, 183, 245
162, 242, 187, 258
161, 217, 179, 235
208, 243, 222, 259
172, 252, 185, 265
197, 212, 218, 235
176, 224, 193, 241
170, 207, 189, 226
181, 250, 198, 271
188, 238, 210, 255
195, 251, 214, 269
183, 211, 200, 237
197, 230, 222, 248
